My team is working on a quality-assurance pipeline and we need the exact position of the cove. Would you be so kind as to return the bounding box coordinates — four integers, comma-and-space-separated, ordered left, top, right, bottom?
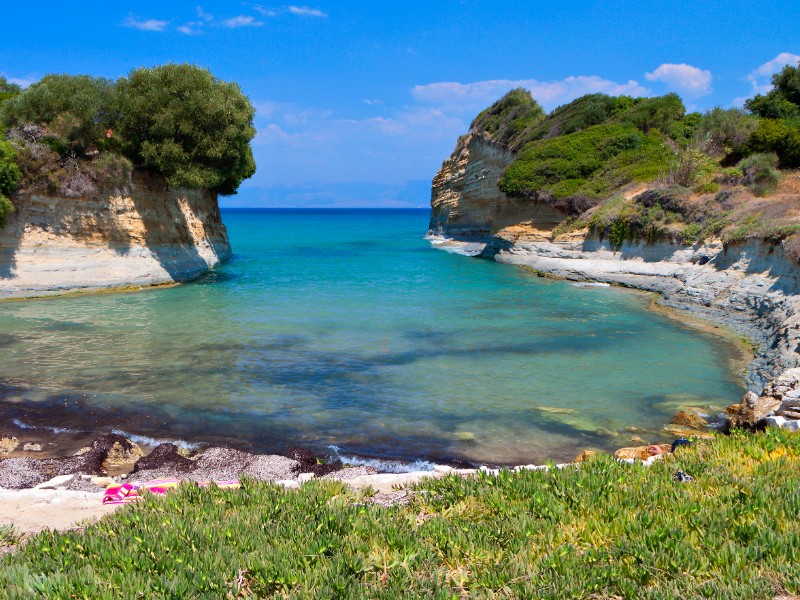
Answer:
0, 208, 745, 465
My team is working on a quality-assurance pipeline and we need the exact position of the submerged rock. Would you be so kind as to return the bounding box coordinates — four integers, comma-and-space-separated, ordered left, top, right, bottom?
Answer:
0, 435, 19, 454
671, 410, 708, 430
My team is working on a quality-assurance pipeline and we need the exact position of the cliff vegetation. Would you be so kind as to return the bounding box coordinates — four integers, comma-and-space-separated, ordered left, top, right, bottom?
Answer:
472, 62, 800, 251
0, 64, 257, 228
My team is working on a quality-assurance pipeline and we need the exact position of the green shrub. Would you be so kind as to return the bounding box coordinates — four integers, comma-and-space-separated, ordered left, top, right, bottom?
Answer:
680, 222, 703, 244
525, 93, 621, 141
738, 153, 780, 196
0, 76, 21, 113
91, 152, 133, 190
695, 108, 758, 156
0, 193, 13, 228
743, 118, 800, 168
695, 181, 720, 194
470, 88, 545, 149
0, 139, 21, 196
500, 124, 673, 200
0, 74, 113, 156
616, 93, 685, 134
667, 143, 718, 187
745, 62, 800, 119
112, 64, 256, 195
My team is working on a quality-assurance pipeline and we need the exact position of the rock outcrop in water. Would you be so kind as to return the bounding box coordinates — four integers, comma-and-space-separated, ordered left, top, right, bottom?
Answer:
429, 132, 564, 240
0, 174, 230, 299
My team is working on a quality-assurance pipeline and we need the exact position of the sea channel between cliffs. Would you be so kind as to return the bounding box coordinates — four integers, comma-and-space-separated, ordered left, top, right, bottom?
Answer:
0, 209, 749, 469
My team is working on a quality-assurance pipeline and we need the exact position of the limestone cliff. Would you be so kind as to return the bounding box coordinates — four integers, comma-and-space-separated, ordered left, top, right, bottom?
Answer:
0, 175, 230, 299
429, 132, 564, 240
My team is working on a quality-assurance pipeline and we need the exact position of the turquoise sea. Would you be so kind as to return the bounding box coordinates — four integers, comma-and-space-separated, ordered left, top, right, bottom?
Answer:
0, 209, 745, 466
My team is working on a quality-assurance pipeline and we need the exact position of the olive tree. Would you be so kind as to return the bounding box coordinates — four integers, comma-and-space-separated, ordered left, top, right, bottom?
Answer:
112, 64, 256, 194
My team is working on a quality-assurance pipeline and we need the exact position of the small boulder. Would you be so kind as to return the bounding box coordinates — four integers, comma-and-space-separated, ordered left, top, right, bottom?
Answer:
0, 435, 19, 454
285, 447, 342, 476
78, 434, 145, 474
613, 445, 670, 461
671, 411, 707, 430
663, 424, 714, 439
132, 443, 195, 474
723, 390, 780, 431
23, 443, 42, 452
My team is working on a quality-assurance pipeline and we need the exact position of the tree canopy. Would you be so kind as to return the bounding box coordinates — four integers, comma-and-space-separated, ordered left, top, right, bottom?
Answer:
112, 64, 256, 194
0, 64, 257, 196
745, 63, 800, 120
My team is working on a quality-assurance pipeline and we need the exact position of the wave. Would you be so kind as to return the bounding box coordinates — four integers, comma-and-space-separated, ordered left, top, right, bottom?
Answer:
111, 429, 199, 451
12, 418, 79, 435
328, 445, 436, 473
570, 282, 611, 288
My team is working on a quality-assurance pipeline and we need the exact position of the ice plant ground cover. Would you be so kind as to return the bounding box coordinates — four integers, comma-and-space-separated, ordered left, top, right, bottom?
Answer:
1, 429, 799, 598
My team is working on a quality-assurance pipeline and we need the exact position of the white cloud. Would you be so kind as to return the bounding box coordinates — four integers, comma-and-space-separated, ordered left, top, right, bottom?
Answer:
363, 98, 383, 106
644, 63, 712, 98
412, 76, 649, 113
746, 52, 800, 95
252, 5, 281, 17
222, 15, 264, 27
288, 6, 328, 17
252, 5, 328, 18
123, 16, 169, 31
177, 21, 204, 35
197, 6, 214, 22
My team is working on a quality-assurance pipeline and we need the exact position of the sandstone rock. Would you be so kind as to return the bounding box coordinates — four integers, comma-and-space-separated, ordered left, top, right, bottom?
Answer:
573, 450, 595, 463
104, 440, 144, 467
723, 389, 781, 430
0, 177, 231, 300
23, 443, 42, 452
297, 473, 315, 483
0, 435, 19, 454
663, 424, 714, 439
90, 476, 116, 487
671, 410, 707, 429
613, 445, 670, 461
614, 447, 649, 461
624, 426, 649, 434
629, 436, 646, 444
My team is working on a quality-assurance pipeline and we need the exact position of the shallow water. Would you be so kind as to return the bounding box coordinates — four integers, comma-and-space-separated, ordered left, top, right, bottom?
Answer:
0, 209, 745, 465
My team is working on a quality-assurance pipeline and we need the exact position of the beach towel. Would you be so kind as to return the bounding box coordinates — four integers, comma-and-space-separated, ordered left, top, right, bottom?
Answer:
102, 478, 241, 504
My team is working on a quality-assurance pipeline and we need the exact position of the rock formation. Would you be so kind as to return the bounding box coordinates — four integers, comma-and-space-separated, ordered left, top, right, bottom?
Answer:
429, 130, 800, 390
429, 132, 564, 240
0, 174, 230, 299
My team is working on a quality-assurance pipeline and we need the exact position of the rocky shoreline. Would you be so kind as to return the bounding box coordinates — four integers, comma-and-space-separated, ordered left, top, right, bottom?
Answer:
429, 233, 800, 391
3, 361, 799, 535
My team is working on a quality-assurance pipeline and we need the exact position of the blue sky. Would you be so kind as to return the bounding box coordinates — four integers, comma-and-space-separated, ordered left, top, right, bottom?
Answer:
2, 1, 798, 207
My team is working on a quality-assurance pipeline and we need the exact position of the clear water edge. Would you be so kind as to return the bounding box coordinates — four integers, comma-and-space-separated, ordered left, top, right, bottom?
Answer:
0, 209, 746, 466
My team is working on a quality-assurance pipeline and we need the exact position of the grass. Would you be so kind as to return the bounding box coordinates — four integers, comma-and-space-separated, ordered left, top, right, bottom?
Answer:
2, 429, 800, 598
0, 524, 20, 550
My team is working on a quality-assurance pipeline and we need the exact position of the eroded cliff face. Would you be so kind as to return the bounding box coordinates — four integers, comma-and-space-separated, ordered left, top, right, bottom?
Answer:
0, 175, 231, 298
429, 132, 564, 240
